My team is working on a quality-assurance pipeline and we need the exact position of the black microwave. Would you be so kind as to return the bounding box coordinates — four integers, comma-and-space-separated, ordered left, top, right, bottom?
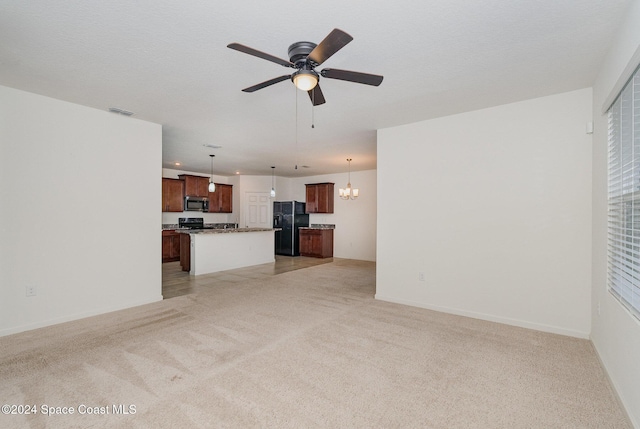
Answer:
184, 196, 209, 212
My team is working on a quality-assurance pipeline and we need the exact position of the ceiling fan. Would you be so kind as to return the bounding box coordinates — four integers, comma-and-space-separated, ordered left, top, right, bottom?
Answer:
227, 28, 383, 106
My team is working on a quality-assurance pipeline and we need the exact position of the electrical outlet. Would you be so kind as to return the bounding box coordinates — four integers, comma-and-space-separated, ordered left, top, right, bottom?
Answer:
26, 285, 37, 297
418, 272, 425, 282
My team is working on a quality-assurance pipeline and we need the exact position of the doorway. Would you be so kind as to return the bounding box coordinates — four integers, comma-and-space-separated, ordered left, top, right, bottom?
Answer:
244, 192, 271, 228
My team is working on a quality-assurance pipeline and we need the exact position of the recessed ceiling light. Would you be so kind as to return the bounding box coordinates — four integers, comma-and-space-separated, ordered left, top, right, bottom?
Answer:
235, 171, 240, 175
175, 162, 181, 166
108, 107, 134, 116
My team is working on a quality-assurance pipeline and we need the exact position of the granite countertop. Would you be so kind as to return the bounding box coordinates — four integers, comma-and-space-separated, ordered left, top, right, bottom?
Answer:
176, 227, 279, 234
299, 224, 335, 230
163, 223, 237, 231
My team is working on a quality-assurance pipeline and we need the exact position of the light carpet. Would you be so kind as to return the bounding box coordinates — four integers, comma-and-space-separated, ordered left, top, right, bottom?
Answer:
0, 259, 631, 428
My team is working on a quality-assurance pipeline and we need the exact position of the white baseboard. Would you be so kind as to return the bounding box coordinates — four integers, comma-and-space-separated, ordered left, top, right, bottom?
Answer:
591, 342, 639, 429
0, 295, 164, 337
374, 294, 590, 339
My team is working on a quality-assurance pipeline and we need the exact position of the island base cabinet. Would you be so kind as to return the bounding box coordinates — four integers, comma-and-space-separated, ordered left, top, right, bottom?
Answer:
180, 233, 191, 272
190, 230, 274, 275
299, 229, 333, 258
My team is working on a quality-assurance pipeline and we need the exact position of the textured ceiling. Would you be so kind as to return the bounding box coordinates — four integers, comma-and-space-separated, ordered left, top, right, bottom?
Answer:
0, 0, 632, 177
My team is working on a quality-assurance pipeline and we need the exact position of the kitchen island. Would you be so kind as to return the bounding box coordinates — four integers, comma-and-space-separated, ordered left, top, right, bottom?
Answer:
178, 228, 278, 276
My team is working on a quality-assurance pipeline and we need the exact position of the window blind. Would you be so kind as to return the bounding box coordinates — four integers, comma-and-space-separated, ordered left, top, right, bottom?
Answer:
608, 66, 640, 320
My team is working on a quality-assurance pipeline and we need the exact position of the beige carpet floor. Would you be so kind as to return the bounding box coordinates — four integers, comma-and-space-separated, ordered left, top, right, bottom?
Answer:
0, 259, 631, 428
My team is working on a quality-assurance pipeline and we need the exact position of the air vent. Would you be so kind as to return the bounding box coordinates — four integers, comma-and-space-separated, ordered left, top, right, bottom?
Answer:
108, 107, 134, 116
203, 144, 222, 149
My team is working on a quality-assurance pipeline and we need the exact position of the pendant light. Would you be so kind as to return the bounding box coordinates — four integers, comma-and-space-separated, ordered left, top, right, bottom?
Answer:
270, 166, 276, 198
339, 158, 359, 200
208, 154, 216, 192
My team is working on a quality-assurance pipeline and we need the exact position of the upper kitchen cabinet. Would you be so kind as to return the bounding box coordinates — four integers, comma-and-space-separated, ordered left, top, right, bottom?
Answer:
162, 178, 184, 212
178, 174, 209, 197
208, 184, 233, 213
305, 183, 334, 213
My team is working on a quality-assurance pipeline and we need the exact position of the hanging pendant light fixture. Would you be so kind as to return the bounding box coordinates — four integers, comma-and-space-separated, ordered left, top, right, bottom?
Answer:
270, 166, 276, 198
339, 158, 359, 200
208, 154, 216, 192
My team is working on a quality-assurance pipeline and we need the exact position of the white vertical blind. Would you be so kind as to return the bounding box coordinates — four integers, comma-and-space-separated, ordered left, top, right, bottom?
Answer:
608, 66, 640, 320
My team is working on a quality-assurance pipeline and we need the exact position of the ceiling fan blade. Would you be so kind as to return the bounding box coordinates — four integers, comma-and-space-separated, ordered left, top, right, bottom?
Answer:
242, 75, 291, 92
307, 29, 353, 66
227, 43, 294, 68
320, 68, 384, 86
307, 84, 326, 106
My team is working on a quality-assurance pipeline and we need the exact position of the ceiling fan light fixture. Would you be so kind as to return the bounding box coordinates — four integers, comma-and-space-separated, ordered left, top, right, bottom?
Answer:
292, 70, 318, 91
228, 29, 383, 106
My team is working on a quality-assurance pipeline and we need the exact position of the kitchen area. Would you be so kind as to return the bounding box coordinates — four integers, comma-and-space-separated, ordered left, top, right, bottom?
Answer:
162, 172, 340, 279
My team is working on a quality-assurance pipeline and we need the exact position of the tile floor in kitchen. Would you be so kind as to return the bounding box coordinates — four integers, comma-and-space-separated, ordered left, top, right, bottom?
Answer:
162, 255, 333, 299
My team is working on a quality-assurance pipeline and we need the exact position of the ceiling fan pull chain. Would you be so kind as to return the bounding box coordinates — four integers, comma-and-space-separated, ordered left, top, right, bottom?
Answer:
312, 90, 315, 128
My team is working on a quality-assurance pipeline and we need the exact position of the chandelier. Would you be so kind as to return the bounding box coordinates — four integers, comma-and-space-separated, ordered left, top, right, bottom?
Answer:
339, 158, 359, 200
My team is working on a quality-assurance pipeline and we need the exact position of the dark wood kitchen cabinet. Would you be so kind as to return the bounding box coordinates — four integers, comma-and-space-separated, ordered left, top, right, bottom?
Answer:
162, 178, 184, 212
207, 184, 233, 213
180, 233, 191, 271
305, 183, 334, 213
162, 230, 181, 262
299, 228, 334, 258
178, 174, 210, 197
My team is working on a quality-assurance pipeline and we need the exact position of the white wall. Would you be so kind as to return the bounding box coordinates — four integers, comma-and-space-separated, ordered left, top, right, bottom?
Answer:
377, 88, 593, 338
591, 0, 640, 425
0, 85, 163, 336
292, 170, 377, 261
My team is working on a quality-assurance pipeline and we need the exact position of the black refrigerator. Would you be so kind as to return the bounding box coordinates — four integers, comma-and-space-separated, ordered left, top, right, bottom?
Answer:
273, 201, 309, 256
